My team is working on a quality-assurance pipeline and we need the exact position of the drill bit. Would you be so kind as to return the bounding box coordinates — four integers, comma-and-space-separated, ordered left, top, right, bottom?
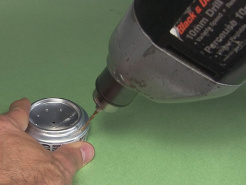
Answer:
81, 110, 99, 131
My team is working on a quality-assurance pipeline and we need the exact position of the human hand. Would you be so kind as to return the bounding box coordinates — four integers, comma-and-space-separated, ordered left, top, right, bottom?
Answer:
0, 98, 95, 185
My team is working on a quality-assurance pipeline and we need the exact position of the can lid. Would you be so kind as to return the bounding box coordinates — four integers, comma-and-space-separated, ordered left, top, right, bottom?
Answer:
27, 98, 89, 144
29, 98, 84, 131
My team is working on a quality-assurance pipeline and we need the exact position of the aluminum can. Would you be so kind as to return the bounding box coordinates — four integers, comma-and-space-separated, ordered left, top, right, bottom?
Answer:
26, 98, 89, 151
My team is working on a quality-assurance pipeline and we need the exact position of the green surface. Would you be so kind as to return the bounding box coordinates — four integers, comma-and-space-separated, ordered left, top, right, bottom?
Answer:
1, 1, 246, 185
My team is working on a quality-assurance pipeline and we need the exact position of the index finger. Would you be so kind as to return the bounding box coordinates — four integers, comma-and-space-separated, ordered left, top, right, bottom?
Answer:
4, 98, 31, 131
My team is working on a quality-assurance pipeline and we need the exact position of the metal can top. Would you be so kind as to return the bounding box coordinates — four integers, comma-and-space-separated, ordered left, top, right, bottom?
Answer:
26, 98, 89, 144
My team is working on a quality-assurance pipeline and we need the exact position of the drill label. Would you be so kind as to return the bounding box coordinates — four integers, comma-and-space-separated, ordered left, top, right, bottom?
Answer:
170, 0, 246, 65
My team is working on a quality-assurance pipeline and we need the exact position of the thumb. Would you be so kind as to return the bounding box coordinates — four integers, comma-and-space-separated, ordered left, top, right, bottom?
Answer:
52, 141, 95, 175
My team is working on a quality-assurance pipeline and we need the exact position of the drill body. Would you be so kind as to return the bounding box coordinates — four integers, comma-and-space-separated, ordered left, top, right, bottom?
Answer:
93, 0, 246, 112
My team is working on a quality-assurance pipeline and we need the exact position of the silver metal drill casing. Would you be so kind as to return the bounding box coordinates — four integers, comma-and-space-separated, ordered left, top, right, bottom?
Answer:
94, 1, 246, 112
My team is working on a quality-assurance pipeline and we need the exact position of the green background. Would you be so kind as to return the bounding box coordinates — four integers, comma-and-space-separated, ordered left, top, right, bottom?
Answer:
0, 1, 246, 185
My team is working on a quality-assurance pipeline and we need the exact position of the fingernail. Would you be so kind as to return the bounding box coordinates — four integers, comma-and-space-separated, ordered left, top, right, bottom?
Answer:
80, 142, 95, 166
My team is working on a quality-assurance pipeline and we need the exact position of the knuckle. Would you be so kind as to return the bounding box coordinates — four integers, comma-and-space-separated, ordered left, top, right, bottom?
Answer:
1, 111, 28, 131
0, 116, 11, 130
0, 115, 8, 123
0, 116, 18, 132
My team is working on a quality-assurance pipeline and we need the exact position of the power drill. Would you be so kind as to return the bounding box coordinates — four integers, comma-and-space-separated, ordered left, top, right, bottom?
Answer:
93, 0, 246, 112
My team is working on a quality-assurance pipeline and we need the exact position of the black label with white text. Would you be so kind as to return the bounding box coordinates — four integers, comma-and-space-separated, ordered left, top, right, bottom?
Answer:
170, 0, 246, 65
